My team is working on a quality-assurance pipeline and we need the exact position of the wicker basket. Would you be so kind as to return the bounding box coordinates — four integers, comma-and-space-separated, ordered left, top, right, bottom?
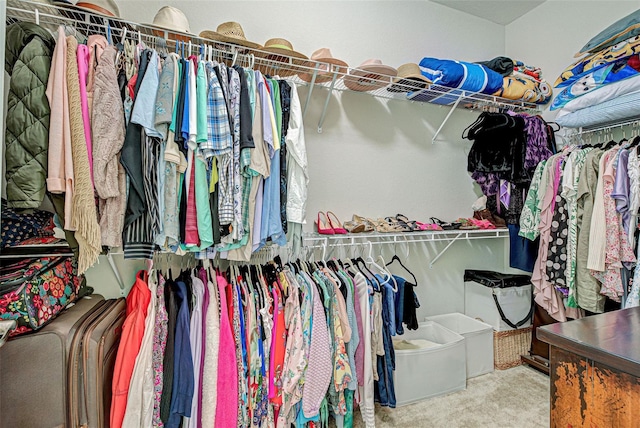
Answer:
493, 327, 532, 370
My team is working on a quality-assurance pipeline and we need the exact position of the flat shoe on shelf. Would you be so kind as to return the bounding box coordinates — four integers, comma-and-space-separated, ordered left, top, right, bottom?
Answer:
353, 214, 375, 232
344, 220, 366, 233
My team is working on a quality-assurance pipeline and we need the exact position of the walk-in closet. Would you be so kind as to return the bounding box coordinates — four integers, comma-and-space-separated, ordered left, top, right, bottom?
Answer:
2, 1, 640, 427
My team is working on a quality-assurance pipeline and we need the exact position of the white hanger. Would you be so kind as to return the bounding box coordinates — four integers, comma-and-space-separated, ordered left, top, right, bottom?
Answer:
364, 242, 398, 292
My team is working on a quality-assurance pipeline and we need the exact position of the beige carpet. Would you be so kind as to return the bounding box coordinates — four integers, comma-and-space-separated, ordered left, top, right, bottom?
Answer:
346, 365, 550, 428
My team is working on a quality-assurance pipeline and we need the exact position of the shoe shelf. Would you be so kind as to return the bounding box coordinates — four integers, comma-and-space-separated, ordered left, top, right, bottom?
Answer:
303, 228, 510, 269
6, 0, 539, 138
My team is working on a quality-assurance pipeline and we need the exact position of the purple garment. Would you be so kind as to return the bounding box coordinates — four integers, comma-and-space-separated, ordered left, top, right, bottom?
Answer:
550, 156, 563, 214
471, 171, 500, 196
499, 180, 511, 210
187, 274, 205, 428
521, 115, 553, 170
612, 148, 631, 236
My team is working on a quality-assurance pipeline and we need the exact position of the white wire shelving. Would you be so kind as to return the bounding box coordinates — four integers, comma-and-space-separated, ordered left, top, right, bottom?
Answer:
6, 0, 540, 138
303, 228, 510, 269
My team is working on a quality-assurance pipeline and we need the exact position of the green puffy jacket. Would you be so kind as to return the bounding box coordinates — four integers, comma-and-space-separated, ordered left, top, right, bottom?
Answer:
4, 22, 55, 209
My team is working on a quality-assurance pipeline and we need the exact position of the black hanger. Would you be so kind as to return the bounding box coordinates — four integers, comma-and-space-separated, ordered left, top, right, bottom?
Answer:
602, 139, 618, 150
629, 135, 640, 148
274, 256, 283, 270
547, 121, 561, 132
385, 254, 418, 286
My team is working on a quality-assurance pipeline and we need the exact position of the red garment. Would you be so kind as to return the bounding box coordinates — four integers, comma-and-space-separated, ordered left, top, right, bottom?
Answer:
184, 150, 199, 246
110, 271, 151, 428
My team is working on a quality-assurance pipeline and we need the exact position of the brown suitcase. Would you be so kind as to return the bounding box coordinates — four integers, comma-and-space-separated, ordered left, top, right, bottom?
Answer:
68, 297, 126, 428
0, 294, 105, 428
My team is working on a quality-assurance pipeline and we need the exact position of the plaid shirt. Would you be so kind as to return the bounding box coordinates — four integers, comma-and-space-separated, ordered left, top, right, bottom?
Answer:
203, 63, 232, 158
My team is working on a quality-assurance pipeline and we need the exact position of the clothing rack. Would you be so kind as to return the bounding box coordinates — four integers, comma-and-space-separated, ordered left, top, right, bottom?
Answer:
576, 117, 640, 136
303, 228, 509, 268
5, 0, 539, 136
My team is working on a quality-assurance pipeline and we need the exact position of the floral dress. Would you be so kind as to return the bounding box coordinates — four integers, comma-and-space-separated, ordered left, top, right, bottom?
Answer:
591, 150, 636, 301
152, 273, 168, 427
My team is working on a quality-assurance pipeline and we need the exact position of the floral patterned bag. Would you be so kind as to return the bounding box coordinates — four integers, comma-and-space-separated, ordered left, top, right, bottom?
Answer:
0, 256, 84, 337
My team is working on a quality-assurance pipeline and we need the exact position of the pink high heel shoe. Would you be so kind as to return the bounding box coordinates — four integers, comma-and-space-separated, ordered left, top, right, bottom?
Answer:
327, 211, 348, 234
316, 211, 335, 235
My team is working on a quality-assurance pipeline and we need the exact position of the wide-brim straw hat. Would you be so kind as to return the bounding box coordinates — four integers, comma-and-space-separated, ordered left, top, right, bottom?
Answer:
258, 38, 308, 59
199, 22, 261, 49
144, 6, 191, 35
254, 38, 308, 78
344, 59, 397, 92
387, 63, 431, 93
298, 48, 349, 83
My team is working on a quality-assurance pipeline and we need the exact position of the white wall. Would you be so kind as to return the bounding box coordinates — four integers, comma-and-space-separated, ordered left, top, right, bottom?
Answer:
85, 1, 512, 319
505, 0, 640, 120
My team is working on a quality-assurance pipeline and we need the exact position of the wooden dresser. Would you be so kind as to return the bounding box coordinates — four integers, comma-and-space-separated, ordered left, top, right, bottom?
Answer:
538, 308, 640, 428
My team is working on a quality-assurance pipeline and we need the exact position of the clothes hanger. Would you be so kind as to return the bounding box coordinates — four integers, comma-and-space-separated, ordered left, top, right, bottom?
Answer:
368, 253, 398, 292
385, 254, 418, 286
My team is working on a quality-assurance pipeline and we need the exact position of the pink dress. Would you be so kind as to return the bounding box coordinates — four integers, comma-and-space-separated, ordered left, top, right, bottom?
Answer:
215, 274, 238, 427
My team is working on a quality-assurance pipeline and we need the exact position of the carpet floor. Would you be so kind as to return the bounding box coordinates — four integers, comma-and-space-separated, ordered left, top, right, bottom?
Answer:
346, 365, 550, 428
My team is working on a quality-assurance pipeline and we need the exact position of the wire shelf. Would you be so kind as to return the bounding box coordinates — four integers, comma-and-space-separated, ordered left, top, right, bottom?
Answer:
6, 0, 540, 119
303, 228, 510, 268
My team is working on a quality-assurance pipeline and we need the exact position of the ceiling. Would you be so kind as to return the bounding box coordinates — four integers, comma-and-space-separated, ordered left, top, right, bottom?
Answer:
430, 0, 547, 25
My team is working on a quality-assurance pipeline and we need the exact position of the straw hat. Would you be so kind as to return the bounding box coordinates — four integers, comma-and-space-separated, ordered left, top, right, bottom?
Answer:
298, 48, 349, 83
387, 63, 431, 93
145, 6, 191, 34
259, 38, 308, 59
53, 0, 119, 17
343, 59, 397, 92
199, 22, 261, 49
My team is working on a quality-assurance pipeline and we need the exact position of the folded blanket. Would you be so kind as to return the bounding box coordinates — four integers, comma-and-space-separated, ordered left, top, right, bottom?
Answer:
419, 57, 504, 94
555, 32, 640, 88
551, 54, 640, 110
492, 72, 552, 104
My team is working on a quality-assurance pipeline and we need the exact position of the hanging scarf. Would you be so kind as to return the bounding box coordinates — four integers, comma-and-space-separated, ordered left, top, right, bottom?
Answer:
67, 36, 101, 273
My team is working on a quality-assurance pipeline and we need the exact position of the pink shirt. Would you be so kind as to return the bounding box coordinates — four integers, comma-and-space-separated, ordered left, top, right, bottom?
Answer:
76, 44, 94, 185
215, 275, 238, 427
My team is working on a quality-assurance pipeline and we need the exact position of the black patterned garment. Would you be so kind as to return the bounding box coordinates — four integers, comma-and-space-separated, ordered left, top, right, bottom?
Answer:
546, 165, 570, 296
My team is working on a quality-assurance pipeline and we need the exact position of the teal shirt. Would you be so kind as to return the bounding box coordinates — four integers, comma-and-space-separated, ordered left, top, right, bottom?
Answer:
196, 60, 208, 143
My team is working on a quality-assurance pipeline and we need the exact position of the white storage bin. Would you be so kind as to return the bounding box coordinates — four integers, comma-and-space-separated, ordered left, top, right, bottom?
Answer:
425, 313, 494, 378
393, 321, 466, 406
464, 280, 533, 331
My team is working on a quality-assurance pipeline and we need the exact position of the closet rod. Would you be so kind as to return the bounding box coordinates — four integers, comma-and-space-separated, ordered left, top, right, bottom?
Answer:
577, 117, 640, 136
304, 229, 509, 267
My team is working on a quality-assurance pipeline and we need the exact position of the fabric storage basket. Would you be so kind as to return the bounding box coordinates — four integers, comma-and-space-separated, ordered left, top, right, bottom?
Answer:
393, 321, 466, 406
463, 270, 534, 331
425, 313, 494, 378
494, 326, 533, 370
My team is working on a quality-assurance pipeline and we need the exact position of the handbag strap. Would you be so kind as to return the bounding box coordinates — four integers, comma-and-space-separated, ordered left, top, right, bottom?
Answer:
491, 289, 534, 329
